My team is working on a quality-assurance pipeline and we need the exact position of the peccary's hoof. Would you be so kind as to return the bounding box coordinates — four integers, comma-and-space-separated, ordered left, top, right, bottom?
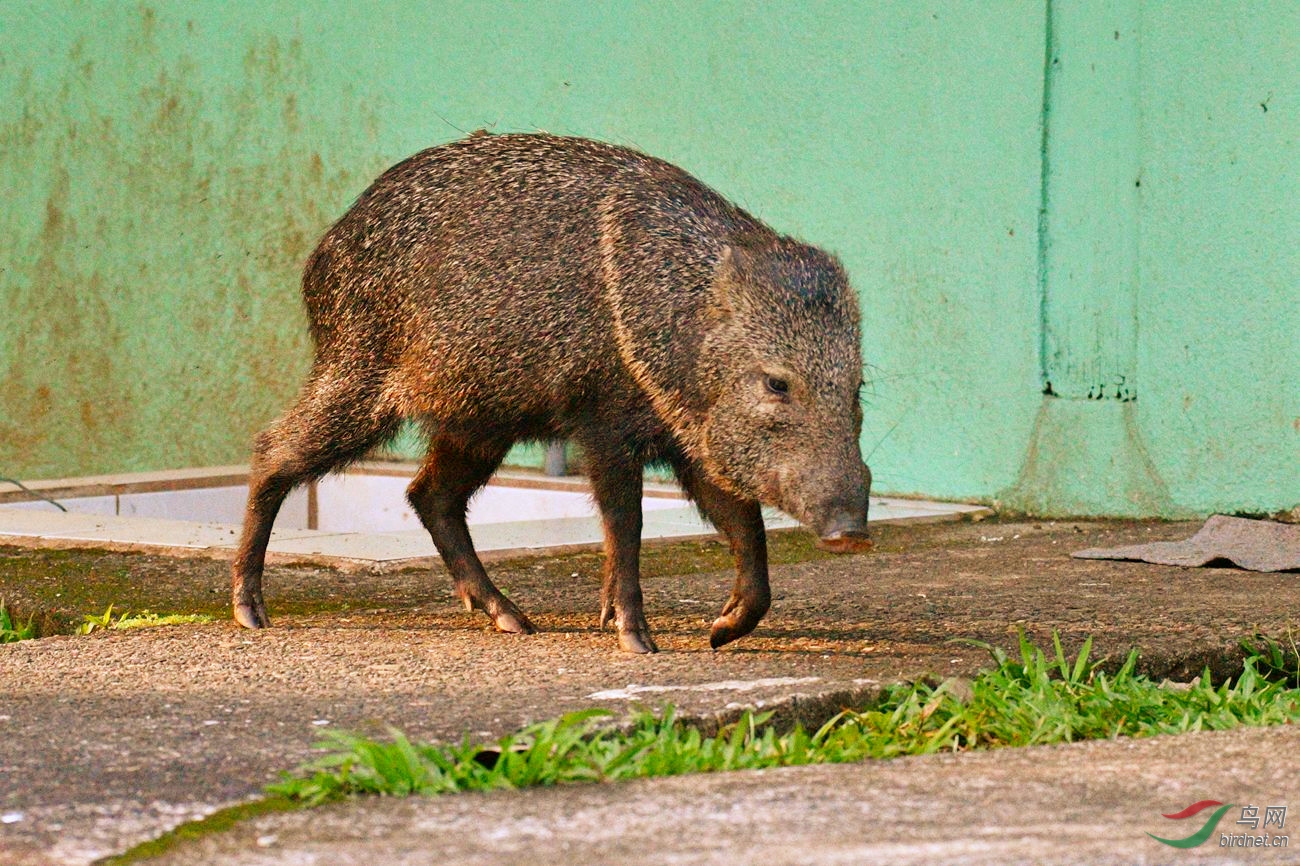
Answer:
709, 616, 756, 650
233, 602, 268, 629
491, 607, 538, 635
619, 629, 659, 654
815, 532, 874, 554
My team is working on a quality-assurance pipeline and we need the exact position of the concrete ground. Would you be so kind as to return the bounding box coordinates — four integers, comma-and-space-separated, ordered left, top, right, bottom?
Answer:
1, 516, 1296, 864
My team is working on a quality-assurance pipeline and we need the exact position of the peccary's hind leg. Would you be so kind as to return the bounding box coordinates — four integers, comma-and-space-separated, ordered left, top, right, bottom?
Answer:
673, 460, 770, 649
232, 374, 398, 628
407, 437, 536, 635
584, 445, 655, 654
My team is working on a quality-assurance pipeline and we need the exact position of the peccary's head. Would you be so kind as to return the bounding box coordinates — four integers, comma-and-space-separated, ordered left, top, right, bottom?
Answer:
699, 240, 872, 552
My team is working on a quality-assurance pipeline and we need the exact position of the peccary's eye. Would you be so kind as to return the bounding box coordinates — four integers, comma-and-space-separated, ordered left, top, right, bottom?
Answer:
765, 376, 790, 397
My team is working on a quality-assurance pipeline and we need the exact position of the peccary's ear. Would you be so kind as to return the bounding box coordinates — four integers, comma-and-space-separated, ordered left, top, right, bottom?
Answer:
712, 244, 756, 317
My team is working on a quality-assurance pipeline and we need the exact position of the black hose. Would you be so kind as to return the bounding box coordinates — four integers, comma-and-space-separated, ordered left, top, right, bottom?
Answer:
0, 477, 68, 512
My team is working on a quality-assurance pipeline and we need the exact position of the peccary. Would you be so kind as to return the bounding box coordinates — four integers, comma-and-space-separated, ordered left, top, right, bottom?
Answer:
232, 132, 872, 653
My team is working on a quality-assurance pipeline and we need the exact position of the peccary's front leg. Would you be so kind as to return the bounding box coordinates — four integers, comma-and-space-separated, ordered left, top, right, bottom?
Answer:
674, 461, 770, 649
407, 438, 536, 635
586, 453, 656, 654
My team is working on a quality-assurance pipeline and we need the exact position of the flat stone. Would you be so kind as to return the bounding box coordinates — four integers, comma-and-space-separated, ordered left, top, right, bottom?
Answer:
1075, 514, 1300, 572
262, 529, 438, 561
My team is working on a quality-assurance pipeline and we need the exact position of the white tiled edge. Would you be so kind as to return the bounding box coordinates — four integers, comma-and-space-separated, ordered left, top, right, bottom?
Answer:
0, 496, 990, 568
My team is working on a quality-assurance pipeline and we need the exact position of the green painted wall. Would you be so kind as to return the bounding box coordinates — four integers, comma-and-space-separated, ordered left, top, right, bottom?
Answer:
0, 1, 1295, 517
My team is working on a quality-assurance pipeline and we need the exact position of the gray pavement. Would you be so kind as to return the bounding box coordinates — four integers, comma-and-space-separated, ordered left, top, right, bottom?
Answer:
1, 517, 1297, 864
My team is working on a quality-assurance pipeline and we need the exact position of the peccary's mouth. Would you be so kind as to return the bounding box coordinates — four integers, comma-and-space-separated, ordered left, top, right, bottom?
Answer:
815, 529, 873, 554
813, 509, 872, 554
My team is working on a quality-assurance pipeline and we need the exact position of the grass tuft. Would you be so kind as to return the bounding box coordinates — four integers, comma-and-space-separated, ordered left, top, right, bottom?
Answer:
1240, 629, 1300, 688
78, 604, 214, 634
268, 631, 1300, 806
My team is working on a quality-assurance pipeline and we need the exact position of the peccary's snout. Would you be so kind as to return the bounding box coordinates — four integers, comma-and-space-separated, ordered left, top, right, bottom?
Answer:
815, 511, 872, 553
810, 461, 872, 554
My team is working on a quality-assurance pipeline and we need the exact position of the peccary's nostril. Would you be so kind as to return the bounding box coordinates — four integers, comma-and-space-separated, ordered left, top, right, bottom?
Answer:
817, 529, 873, 553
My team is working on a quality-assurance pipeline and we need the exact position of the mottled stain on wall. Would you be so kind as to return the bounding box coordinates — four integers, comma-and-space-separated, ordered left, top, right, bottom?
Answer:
0, 6, 386, 477
0, 1, 1050, 498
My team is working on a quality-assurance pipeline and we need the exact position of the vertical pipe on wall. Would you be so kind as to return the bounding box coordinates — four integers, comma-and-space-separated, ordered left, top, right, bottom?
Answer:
1036, 0, 1057, 395
543, 441, 569, 477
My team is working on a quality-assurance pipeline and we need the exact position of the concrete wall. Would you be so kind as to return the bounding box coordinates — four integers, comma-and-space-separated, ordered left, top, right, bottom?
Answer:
0, 1, 1295, 517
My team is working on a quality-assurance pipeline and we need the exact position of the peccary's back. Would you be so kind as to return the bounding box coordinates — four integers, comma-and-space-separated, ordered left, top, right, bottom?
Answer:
302, 133, 766, 424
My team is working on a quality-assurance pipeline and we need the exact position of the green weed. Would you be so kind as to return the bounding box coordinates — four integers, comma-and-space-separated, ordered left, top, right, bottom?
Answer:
268, 631, 1300, 806
77, 604, 119, 634
0, 600, 37, 643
